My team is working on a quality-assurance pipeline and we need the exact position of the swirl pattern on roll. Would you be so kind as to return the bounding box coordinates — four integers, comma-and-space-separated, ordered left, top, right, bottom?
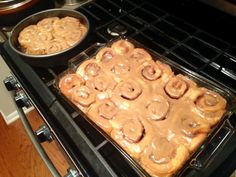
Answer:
193, 88, 226, 126
164, 75, 189, 99
71, 85, 95, 107
59, 73, 84, 98
111, 114, 154, 159
111, 39, 134, 55
145, 95, 169, 121
140, 136, 189, 176
88, 99, 118, 133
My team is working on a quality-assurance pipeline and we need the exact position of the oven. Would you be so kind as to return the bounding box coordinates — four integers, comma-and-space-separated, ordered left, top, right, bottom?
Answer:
0, 0, 236, 177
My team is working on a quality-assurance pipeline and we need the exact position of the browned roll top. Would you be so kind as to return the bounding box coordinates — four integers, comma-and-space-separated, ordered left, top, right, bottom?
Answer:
96, 47, 115, 63
98, 100, 118, 120
150, 137, 176, 164
71, 85, 95, 107
145, 95, 169, 121
122, 119, 144, 143
59, 73, 84, 98
165, 75, 188, 99
128, 48, 152, 66
118, 81, 142, 100
85, 62, 101, 77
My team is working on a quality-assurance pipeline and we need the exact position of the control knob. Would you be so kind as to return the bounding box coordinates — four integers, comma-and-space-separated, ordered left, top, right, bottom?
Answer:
35, 125, 53, 143
3, 75, 19, 91
14, 90, 31, 108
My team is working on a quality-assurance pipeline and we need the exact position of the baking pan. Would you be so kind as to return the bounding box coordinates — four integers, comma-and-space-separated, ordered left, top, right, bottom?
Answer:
9, 8, 90, 67
53, 37, 236, 177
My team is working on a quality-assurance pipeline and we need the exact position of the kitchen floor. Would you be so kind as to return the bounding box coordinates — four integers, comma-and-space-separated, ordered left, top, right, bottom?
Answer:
0, 109, 69, 177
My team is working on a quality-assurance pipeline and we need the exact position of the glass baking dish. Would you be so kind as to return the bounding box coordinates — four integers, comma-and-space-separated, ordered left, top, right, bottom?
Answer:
53, 37, 236, 177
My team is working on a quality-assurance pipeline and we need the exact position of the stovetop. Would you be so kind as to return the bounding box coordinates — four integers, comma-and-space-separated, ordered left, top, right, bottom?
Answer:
1, 0, 236, 177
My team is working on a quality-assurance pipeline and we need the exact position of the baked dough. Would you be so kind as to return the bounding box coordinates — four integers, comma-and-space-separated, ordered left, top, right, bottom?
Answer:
58, 39, 227, 177
18, 16, 87, 55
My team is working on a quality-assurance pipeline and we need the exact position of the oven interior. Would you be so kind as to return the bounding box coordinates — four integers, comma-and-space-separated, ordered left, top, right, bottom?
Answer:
0, 0, 236, 177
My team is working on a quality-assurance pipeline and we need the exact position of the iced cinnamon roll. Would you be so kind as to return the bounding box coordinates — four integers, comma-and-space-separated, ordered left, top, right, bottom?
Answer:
59, 73, 85, 98
139, 60, 162, 81
179, 115, 210, 137
24, 40, 47, 55
53, 16, 81, 38
193, 88, 226, 126
76, 59, 102, 80
111, 80, 143, 110
37, 17, 59, 32
71, 85, 95, 109
85, 74, 117, 100
18, 25, 39, 48
45, 37, 68, 54
110, 60, 131, 75
111, 115, 154, 159
140, 136, 189, 176
96, 47, 115, 62
164, 75, 189, 99
167, 102, 210, 152
38, 31, 53, 42
64, 28, 85, 47
116, 80, 142, 100
88, 99, 118, 133
127, 48, 152, 67
111, 39, 134, 55
145, 95, 169, 121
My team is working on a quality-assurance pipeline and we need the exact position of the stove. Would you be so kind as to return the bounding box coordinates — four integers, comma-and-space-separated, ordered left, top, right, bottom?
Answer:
1, 0, 236, 177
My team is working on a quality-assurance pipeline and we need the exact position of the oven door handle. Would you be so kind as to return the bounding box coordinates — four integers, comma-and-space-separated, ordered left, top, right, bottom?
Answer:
10, 91, 62, 177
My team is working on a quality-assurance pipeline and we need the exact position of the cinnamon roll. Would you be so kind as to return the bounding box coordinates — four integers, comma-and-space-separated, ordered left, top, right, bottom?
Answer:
145, 95, 169, 121
115, 80, 142, 100
140, 136, 189, 176
24, 40, 47, 55
139, 60, 162, 81
86, 74, 117, 93
45, 37, 68, 54
111, 39, 134, 55
71, 85, 96, 108
88, 99, 118, 133
127, 48, 152, 67
167, 102, 210, 152
179, 115, 210, 137
64, 28, 85, 47
37, 17, 59, 32
59, 73, 85, 98
76, 59, 102, 80
193, 88, 226, 126
110, 62, 131, 76
164, 75, 189, 99
53, 16, 81, 38
111, 115, 154, 159
18, 25, 39, 48
96, 47, 115, 62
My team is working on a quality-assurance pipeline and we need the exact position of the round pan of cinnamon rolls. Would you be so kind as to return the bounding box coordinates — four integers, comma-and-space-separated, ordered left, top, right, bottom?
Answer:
57, 39, 230, 177
9, 9, 89, 67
